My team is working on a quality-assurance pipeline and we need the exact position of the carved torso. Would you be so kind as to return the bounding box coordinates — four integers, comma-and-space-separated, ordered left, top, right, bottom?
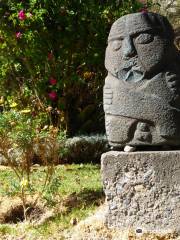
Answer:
104, 12, 180, 147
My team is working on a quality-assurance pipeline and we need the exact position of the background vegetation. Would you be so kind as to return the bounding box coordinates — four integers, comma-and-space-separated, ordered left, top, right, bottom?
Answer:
1, 1, 179, 239
0, 0, 150, 136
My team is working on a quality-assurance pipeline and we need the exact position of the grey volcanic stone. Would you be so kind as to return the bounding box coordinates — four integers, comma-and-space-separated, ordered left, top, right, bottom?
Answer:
104, 12, 180, 147
101, 151, 180, 233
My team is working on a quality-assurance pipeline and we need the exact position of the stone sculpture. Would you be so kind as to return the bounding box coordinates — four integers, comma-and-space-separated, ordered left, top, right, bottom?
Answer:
104, 12, 180, 148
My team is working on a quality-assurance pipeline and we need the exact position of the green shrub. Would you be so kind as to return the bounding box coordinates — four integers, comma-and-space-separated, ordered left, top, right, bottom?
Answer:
61, 135, 109, 164
0, 0, 151, 135
0, 110, 66, 220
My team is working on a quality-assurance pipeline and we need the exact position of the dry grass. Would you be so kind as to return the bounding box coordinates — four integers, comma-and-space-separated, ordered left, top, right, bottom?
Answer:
0, 196, 54, 225
0, 164, 103, 239
64, 205, 180, 240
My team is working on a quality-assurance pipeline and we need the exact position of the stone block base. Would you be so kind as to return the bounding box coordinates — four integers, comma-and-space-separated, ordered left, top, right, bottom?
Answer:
101, 151, 180, 234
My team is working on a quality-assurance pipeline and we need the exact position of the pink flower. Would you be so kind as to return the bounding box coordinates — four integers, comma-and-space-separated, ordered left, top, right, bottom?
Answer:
49, 77, 57, 85
16, 32, 22, 39
48, 52, 53, 60
48, 91, 58, 101
18, 10, 26, 21
32, 111, 37, 117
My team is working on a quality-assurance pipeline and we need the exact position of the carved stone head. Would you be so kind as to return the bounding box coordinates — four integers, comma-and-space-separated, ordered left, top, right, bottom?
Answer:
105, 12, 175, 82
104, 12, 180, 148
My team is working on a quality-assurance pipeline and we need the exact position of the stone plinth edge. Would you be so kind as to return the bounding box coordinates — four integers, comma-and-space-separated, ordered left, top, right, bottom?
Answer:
101, 151, 180, 234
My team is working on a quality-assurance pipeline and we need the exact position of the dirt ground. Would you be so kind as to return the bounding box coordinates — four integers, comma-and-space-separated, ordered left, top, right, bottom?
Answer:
64, 205, 180, 240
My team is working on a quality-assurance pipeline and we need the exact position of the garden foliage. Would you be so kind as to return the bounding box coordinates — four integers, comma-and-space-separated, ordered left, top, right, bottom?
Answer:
63, 135, 109, 164
0, 0, 152, 135
0, 110, 65, 219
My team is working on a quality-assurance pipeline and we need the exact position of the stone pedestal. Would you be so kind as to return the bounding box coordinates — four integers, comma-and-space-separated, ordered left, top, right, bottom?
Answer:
101, 151, 180, 234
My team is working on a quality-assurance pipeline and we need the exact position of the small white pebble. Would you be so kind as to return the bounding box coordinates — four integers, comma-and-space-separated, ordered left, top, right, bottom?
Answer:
124, 145, 136, 152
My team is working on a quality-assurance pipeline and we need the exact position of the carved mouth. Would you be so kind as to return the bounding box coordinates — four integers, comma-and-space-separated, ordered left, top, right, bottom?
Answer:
116, 65, 144, 83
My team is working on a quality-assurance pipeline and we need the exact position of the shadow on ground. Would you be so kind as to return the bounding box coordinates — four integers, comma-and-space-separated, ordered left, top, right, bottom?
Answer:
63, 188, 105, 212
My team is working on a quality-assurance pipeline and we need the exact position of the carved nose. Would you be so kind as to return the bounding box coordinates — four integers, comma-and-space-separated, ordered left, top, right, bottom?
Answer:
122, 37, 136, 59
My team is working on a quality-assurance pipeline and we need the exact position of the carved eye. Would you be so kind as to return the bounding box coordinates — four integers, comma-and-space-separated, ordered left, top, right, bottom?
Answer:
135, 33, 154, 44
111, 40, 122, 51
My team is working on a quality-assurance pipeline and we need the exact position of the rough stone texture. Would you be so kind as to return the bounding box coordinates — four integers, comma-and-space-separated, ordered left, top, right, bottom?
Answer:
101, 151, 180, 234
64, 205, 180, 240
104, 12, 180, 147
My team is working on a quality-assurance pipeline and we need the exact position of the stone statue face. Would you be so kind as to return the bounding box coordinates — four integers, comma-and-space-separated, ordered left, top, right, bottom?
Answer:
104, 13, 180, 148
105, 13, 173, 82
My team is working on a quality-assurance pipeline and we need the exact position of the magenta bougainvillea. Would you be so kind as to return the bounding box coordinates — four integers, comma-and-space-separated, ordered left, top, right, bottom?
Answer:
16, 32, 22, 39
48, 91, 58, 101
18, 10, 26, 20
49, 77, 57, 85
